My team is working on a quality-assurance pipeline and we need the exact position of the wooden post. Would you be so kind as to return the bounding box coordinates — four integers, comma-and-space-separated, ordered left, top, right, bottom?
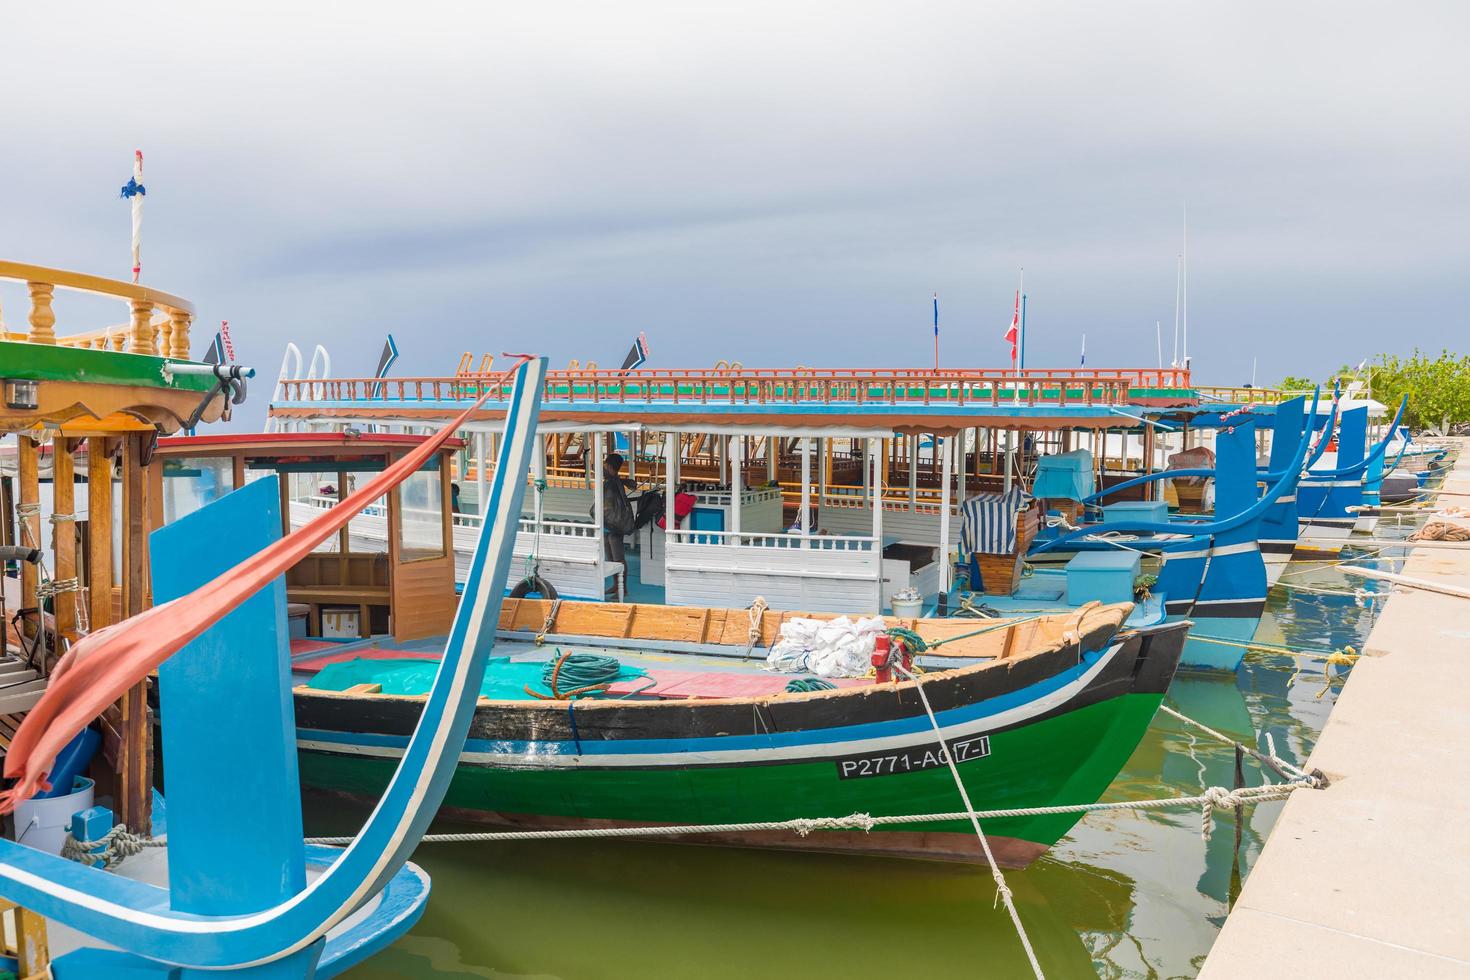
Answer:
127, 299, 155, 355
908, 434, 919, 511
17, 438, 40, 628
799, 436, 811, 543
51, 438, 78, 643
169, 309, 192, 359
1143, 424, 1157, 502
730, 433, 743, 543
26, 282, 57, 345
117, 432, 152, 831
86, 438, 114, 631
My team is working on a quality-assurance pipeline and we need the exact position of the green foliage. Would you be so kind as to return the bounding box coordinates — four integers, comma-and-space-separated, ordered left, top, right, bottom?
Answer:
1368, 350, 1470, 434
1278, 375, 1314, 391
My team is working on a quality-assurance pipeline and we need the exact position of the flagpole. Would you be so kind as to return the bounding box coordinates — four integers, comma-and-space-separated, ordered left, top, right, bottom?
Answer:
1156, 321, 1163, 370
1018, 268, 1026, 372
932, 292, 939, 372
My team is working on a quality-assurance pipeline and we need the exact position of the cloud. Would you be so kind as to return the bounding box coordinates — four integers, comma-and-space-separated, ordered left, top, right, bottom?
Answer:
3, 0, 1467, 423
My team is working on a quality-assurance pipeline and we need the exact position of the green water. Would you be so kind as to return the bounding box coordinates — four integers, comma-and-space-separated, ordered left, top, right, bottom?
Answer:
322, 542, 1404, 979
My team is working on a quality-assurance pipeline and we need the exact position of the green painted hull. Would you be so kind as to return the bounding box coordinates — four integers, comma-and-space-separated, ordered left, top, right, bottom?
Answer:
299, 693, 1163, 856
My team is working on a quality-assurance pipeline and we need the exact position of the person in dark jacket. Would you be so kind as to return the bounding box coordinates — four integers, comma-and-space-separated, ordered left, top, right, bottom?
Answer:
599, 452, 635, 564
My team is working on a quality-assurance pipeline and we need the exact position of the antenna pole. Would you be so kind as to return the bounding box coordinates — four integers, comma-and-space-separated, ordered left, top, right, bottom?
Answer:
1172, 256, 1181, 366
1156, 321, 1163, 369
1182, 203, 1189, 366
1019, 268, 1027, 371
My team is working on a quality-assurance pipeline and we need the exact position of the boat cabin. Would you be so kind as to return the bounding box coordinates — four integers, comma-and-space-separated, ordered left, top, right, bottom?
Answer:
150, 433, 460, 644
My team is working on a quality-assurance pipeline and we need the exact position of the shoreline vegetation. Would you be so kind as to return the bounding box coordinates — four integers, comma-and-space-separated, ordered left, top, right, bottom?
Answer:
1280, 349, 1470, 434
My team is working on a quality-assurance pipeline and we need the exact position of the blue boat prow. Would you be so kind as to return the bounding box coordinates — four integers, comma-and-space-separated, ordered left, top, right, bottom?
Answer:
0, 357, 550, 977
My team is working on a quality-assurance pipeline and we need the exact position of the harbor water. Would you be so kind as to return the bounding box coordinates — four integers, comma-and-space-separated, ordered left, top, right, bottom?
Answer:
322, 543, 1403, 979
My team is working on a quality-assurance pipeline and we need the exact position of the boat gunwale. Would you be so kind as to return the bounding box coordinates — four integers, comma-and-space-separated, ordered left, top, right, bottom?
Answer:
292, 601, 1136, 712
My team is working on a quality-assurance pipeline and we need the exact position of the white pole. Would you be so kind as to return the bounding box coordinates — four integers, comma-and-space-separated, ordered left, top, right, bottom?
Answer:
731, 432, 743, 543
939, 434, 953, 606
593, 431, 606, 578
870, 436, 883, 611
476, 431, 490, 518
533, 432, 546, 529
1003, 430, 1014, 494
665, 432, 678, 534
1156, 321, 1163, 370
767, 436, 777, 484
862, 435, 872, 503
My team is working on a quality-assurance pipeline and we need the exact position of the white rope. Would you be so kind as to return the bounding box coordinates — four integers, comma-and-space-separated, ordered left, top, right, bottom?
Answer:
72, 784, 1308, 854
60, 825, 151, 868
895, 662, 1045, 980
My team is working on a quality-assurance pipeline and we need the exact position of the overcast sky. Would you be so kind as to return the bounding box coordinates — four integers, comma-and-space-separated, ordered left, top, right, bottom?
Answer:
4, 1, 1467, 425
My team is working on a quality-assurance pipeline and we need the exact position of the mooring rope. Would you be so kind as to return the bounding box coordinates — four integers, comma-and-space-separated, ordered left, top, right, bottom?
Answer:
894, 662, 1045, 979
75, 784, 1308, 855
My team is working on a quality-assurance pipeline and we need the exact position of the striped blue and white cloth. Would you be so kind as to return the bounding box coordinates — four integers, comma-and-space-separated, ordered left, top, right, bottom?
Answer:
960, 489, 1029, 556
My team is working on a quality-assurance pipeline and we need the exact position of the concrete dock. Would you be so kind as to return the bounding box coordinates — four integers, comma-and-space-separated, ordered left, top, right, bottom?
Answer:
1201, 439, 1470, 978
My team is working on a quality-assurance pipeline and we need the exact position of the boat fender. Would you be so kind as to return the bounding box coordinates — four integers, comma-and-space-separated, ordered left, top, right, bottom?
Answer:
509, 574, 558, 600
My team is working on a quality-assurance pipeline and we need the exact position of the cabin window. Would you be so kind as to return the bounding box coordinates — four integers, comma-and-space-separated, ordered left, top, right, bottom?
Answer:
161, 457, 235, 524
397, 467, 445, 562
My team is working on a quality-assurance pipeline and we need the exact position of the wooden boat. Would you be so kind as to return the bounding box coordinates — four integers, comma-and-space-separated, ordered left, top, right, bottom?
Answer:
291, 598, 1188, 867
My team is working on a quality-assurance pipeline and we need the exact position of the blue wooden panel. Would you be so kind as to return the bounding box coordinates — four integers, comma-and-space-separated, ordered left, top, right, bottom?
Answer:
149, 476, 305, 915
1212, 418, 1257, 519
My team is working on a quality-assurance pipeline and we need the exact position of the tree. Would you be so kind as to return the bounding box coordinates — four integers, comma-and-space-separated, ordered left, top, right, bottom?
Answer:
1368, 350, 1470, 434
1279, 375, 1314, 392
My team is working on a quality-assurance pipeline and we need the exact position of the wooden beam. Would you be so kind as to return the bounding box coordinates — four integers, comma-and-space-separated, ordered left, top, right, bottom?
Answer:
86, 437, 114, 631
52, 438, 78, 643
117, 432, 152, 832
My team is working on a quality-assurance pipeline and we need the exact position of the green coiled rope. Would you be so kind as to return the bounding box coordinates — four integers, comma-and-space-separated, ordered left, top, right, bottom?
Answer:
785, 677, 837, 693
526, 651, 629, 700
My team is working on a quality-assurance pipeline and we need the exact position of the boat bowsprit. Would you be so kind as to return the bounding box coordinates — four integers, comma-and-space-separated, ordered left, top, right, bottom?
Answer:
291, 600, 1188, 867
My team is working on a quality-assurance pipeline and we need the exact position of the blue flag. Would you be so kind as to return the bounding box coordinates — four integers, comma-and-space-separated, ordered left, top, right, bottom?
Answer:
933, 294, 939, 337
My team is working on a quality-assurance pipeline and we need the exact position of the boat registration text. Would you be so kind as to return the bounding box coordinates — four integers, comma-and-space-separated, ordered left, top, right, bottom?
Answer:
835, 736, 990, 779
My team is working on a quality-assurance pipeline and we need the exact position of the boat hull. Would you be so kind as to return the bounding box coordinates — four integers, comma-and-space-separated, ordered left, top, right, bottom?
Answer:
294, 622, 1188, 867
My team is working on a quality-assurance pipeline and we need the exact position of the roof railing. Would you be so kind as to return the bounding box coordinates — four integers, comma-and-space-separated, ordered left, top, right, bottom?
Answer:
0, 260, 196, 358
277, 369, 1187, 410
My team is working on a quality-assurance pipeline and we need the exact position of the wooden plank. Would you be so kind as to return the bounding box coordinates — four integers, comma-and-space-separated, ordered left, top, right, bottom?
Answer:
15, 904, 50, 979
51, 437, 78, 642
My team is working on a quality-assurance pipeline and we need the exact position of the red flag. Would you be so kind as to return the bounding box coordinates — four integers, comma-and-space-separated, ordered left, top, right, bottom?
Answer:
1004, 290, 1020, 364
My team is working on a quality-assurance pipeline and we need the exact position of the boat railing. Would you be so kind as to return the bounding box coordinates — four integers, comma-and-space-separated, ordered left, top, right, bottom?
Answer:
0, 259, 196, 357
666, 528, 878, 551
814, 482, 954, 513
276, 366, 1193, 410
1195, 385, 1289, 404
515, 516, 598, 538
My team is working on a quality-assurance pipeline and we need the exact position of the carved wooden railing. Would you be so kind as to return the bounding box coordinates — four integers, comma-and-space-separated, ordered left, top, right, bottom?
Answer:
0, 260, 195, 358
